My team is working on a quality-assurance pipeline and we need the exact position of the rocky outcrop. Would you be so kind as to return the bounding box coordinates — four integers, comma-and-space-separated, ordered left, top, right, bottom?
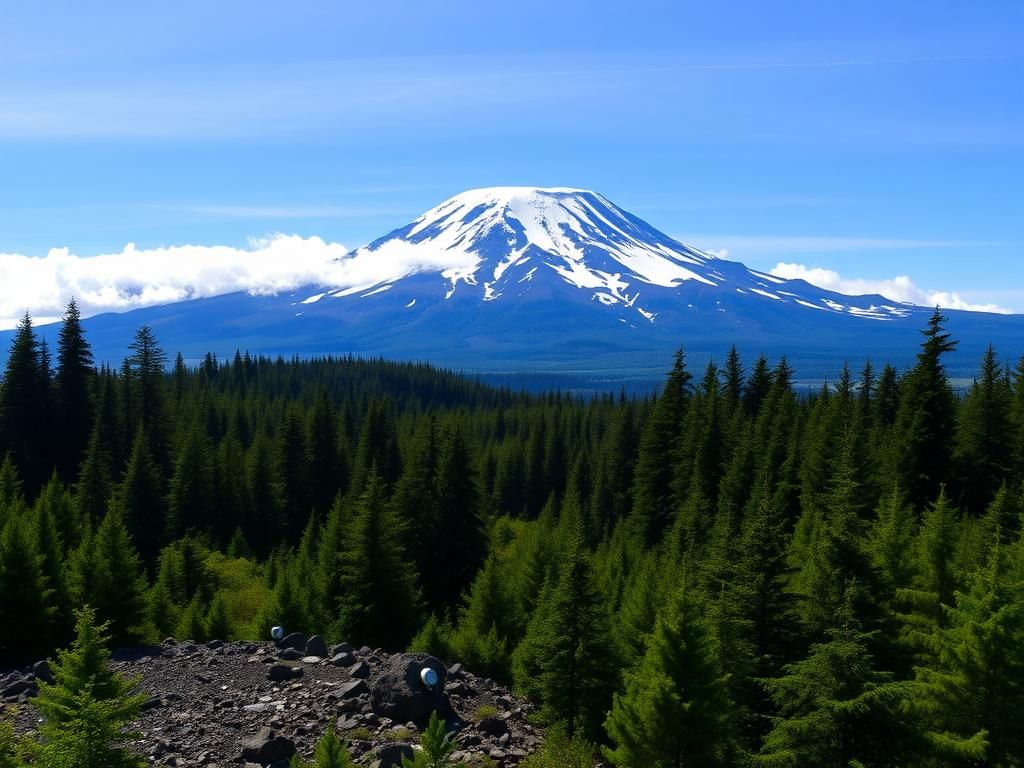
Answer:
4, 639, 542, 767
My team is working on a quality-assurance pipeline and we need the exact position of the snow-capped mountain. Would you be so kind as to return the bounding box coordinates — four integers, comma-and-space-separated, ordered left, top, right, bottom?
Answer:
303, 186, 913, 325
7, 187, 1023, 388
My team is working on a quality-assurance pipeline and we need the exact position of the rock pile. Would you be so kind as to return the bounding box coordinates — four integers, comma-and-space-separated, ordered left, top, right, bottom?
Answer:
3, 638, 543, 767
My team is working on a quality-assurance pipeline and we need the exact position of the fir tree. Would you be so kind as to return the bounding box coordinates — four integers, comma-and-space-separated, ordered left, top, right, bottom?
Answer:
756, 601, 915, 768
913, 539, 1024, 766
31, 607, 146, 768
889, 309, 959, 511
402, 710, 455, 768
954, 344, 1013, 515
630, 348, 692, 547
121, 428, 166, 566
0, 313, 51, 496
603, 589, 733, 768
516, 520, 615, 740
54, 298, 95, 482
291, 727, 354, 768
335, 471, 421, 649
67, 505, 148, 647
0, 515, 54, 665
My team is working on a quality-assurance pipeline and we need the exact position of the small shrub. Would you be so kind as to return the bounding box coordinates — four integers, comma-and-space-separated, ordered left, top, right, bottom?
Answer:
345, 726, 375, 742
519, 728, 596, 768
474, 704, 498, 721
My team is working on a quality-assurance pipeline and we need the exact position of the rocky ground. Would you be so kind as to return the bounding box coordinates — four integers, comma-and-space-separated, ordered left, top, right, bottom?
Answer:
2, 634, 543, 767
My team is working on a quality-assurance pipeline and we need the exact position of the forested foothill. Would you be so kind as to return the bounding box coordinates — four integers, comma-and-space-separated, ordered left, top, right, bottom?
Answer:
3, 301, 1024, 767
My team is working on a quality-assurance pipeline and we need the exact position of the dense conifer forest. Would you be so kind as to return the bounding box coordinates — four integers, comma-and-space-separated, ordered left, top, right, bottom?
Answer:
3, 300, 1024, 766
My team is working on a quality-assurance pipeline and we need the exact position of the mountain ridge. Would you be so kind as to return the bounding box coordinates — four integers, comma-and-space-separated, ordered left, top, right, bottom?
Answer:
3, 186, 1022, 388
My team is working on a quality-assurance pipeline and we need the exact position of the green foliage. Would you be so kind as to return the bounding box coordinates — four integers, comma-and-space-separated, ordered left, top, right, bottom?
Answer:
290, 726, 354, 768
67, 505, 148, 646
30, 607, 146, 768
514, 520, 615, 741
402, 710, 456, 768
335, 471, 421, 649
604, 590, 733, 768
519, 728, 595, 768
0, 720, 21, 768
0, 514, 54, 665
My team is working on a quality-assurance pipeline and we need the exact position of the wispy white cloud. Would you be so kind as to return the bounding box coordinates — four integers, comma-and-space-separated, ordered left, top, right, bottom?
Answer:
769, 262, 1011, 314
0, 234, 478, 330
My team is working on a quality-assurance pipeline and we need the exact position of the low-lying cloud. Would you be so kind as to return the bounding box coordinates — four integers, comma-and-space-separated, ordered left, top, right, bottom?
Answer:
769, 262, 1011, 314
0, 235, 477, 330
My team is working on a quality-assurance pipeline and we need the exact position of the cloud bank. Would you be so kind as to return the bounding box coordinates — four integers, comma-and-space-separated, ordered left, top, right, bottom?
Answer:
769, 262, 1011, 314
0, 238, 1011, 331
0, 235, 477, 330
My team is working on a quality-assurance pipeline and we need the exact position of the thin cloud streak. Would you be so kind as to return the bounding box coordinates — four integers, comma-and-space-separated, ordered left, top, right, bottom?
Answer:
769, 262, 1012, 314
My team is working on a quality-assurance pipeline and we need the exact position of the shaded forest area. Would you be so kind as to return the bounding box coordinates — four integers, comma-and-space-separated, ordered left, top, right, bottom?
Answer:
3, 301, 1024, 766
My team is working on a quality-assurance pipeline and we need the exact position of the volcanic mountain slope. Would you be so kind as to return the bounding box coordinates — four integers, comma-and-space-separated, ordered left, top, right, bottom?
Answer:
11, 187, 1024, 385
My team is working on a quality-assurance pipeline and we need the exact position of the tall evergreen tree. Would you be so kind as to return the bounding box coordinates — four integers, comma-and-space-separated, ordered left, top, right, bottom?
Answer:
604, 589, 733, 768
0, 313, 51, 496
54, 299, 95, 482
335, 471, 421, 649
889, 310, 959, 511
913, 539, 1024, 766
0, 515, 54, 665
67, 506, 149, 647
31, 607, 146, 768
120, 428, 166, 566
514, 520, 615, 740
630, 348, 691, 547
954, 344, 1013, 515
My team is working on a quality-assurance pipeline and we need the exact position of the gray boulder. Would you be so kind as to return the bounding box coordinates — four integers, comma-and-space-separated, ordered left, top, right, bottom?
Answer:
267, 663, 302, 682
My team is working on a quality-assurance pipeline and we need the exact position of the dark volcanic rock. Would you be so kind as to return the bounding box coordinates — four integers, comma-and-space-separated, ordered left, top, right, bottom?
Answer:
305, 635, 329, 658
369, 653, 453, 726
267, 663, 302, 682
278, 631, 307, 652
241, 727, 297, 763
6, 639, 539, 768
369, 741, 415, 768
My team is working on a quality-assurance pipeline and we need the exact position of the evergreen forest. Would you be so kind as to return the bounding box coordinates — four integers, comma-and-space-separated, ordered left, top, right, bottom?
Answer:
3, 300, 1024, 767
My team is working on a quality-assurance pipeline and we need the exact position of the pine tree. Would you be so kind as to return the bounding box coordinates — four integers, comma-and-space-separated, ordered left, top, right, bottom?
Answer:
121, 428, 166, 566
291, 727, 354, 768
422, 426, 486, 613
335, 471, 421, 649
165, 423, 214, 539
125, 326, 168, 458
515, 520, 615, 740
31, 607, 146, 768
307, 392, 342, 516
0, 515, 54, 665
280, 405, 312, 538
402, 710, 456, 768
913, 539, 1024, 766
175, 595, 208, 641
54, 299, 95, 483
67, 505, 149, 647
0, 313, 51, 496
205, 591, 234, 641
756, 601, 915, 768
603, 589, 733, 768
244, 431, 286, 556
889, 310, 959, 512
630, 348, 692, 547
954, 344, 1013, 515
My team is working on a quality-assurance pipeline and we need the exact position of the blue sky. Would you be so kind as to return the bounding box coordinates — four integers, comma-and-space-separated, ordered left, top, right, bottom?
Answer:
0, 0, 1021, 322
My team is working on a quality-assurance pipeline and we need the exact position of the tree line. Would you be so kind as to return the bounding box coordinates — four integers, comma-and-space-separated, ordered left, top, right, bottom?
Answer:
2, 302, 1024, 766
